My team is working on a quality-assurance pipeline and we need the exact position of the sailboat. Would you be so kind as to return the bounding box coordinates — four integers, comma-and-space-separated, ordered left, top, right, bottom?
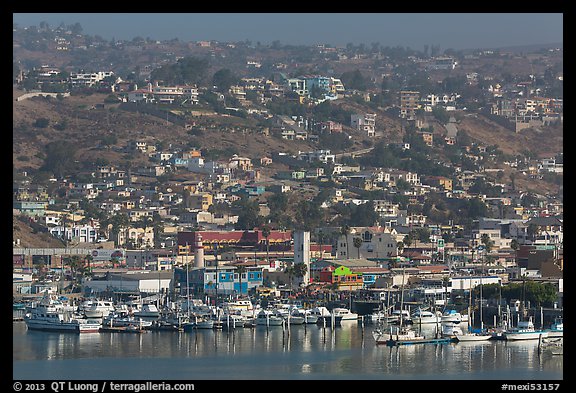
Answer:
373, 268, 429, 346
454, 275, 491, 342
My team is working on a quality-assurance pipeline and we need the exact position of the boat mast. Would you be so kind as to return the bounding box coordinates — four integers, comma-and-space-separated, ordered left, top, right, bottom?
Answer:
399, 267, 405, 329
186, 242, 190, 318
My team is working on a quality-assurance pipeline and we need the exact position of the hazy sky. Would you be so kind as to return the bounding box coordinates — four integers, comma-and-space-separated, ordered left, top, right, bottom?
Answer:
13, 13, 563, 51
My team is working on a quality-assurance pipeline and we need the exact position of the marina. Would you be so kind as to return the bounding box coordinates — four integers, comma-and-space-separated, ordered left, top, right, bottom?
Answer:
13, 316, 562, 380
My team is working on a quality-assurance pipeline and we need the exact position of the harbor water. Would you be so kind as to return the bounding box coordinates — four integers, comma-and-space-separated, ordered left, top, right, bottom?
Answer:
13, 316, 562, 381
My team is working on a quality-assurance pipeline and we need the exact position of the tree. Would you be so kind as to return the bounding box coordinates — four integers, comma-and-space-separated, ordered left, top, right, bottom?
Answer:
293, 263, 308, 287
353, 237, 363, 259
41, 140, 79, 179
212, 68, 238, 93
262, 225, 271, 266
396, 241, 405, 257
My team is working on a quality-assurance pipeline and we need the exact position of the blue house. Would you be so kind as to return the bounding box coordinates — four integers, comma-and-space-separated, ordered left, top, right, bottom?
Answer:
177, 265, 263, 296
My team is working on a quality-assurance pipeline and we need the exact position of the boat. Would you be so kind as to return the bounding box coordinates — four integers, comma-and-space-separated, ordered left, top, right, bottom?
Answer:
24, 295, 101, 333
546, 317, 563, 338
504, 317, 548, 341
291, 308, 317, 324
255, 309, 284, 326
373, 324, 452, 346
102, 313, 153, 329
133, 303, 160, 318
274, 308, 305, 325
219, 313, 246, 329
310, 306, 338, 325
441, 309, 463, 324
538, 336, 563, 356
331, 307, 358, 322
454, 328, 493, 342
83, 299, 116, 319
369, 309, 389, 323
387, 309, 412, 325
411, 308, 442, 325
183, 315, 214, 330
441, 322, 464, 338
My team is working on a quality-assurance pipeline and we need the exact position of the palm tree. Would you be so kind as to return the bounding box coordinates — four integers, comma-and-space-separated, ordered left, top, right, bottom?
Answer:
262, 225, 271, 266
285, 264, 295, 293
353, 237, 362, 259
293, 262, 308, 287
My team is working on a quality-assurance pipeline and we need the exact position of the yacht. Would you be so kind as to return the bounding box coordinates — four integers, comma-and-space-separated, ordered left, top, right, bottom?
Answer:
255, 309, 284, 326
83, 299, 115, 319
411, 308, 442, 325
133, 303, 160, 318
441, 309, 463, 324
331, 307, 358, 322
24, 295, 101, 333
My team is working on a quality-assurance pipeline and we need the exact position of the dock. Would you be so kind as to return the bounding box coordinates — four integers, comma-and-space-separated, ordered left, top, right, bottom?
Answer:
384, 337, 455, 346
99, 326, 148, 333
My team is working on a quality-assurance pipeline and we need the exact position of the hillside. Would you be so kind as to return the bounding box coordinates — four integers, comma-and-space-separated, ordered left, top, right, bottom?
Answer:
13, 88, 562, 193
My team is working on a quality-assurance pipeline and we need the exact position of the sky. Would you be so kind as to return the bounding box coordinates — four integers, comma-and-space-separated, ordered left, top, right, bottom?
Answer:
12, 13, 563, 51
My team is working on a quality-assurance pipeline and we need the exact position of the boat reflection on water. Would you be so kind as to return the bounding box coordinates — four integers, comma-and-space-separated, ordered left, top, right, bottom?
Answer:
14, 320, 562, 380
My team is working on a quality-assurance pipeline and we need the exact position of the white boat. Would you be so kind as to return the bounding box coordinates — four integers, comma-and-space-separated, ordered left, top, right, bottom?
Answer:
504, 318, 548, 341
411, 308, 442, 325
546, 317, 563, 338
441, 309, 463, 324
219, 313, 246, 328
454, 329, 493, 342
369, 310, 389, 323
83, 299, 116, 319
255, 309, 284, 326
373, 325, 426, 345
103, 314, 153, 329
222, 298, 256, 319
183, 315, 214, 330
331, 307, 358, 321
25, 295, 101, 333
292, 308, 319, 324
133, 303, 160, 318
387, 309, 412, 325
441, 322, 464, 338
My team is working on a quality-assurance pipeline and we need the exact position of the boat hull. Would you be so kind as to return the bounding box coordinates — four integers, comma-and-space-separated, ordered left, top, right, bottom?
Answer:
505, 331, 548, 341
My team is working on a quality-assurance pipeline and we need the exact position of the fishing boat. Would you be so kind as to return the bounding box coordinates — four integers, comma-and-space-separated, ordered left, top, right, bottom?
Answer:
546, 316, 563, 338
504, 317, 548, 341
24, 295, 101, 333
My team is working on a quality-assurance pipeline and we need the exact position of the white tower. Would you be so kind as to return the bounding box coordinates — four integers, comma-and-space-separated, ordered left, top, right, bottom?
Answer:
194, 232, 204, 268
293, 230, 310, 285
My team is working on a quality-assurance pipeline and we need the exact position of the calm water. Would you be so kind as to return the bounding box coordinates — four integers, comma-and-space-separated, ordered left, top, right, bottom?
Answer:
13, 318, 562, 381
